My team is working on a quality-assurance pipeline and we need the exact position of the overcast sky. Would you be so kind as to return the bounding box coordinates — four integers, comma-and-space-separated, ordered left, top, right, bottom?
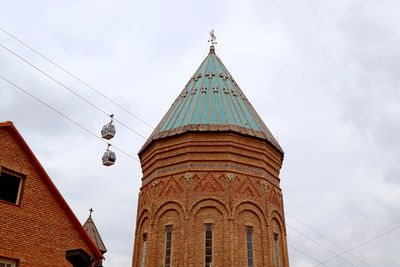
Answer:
1, 1, 400, 266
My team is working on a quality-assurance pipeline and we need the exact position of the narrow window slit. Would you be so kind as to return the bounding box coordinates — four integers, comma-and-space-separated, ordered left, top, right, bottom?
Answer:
165, 225, 172, 267
205, 223, 213, 267
141, 233, 147, 267
246, 226, 254, 267
274, 232, 280, 267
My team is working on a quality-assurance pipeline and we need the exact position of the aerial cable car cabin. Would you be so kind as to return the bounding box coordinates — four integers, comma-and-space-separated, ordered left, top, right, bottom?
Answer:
102, 144, 116, 166
101, 115, 116, 166
101, 114, 116, 140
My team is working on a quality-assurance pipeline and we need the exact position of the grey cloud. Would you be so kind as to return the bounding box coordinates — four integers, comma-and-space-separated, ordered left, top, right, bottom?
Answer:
1, 0, 400, 266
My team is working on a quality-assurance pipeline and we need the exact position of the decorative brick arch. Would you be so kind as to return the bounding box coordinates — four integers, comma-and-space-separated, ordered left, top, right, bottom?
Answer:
133, 210, 150, 267
153, 201, 186, 223
189, 197, 230, 220
136, 209, 151, 229
233, 201, 268, 225
188, 197, 230, 267
150, 201, 186, 267
270, 211, 289, 267
234, 201, 269, 266
270, 210, 286, 235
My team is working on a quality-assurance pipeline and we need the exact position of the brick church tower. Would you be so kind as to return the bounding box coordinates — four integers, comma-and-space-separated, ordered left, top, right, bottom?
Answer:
132, 43, 289, 267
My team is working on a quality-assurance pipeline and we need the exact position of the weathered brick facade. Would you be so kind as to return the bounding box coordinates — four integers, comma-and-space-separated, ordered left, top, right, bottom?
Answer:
0, 122, 103, 266
132, 133, 289, 267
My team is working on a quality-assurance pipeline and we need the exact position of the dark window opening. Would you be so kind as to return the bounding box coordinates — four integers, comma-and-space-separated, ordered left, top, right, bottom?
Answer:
0, 171, 22, 204
274, 232, 280, 267
246, 226, 254, 267
165, 225, 172, 267
65, 248, 92, 267
205, 223, 213, 267
141, 233, 147, 267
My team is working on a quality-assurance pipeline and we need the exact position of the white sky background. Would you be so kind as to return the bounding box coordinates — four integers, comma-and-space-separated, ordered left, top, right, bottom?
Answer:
1, 0, 399, 266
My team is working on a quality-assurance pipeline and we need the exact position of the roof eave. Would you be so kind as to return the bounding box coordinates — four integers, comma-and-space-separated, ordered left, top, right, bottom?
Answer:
138, 127, 284, 160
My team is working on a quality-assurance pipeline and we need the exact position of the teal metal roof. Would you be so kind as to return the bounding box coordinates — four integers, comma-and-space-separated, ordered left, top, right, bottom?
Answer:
139, 46, 282, 155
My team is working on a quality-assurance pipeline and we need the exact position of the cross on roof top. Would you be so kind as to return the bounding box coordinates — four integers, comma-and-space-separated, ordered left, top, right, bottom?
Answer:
89, 208, 93, 217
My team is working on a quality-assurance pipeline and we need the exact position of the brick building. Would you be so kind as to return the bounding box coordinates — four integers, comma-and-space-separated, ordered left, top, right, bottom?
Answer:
0, 121, 104, 267
132, 45, 289, 266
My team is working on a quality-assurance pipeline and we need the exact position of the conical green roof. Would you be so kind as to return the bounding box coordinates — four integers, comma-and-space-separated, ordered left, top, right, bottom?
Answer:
139, 46, 282, 155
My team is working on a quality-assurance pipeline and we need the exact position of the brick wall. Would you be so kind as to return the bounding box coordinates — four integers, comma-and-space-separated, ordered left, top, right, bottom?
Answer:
132, 132, 289, 267
0, 127, 97, 267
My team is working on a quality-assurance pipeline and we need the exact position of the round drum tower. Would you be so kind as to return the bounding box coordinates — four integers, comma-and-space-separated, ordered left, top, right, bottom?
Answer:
132, 45, 289, 267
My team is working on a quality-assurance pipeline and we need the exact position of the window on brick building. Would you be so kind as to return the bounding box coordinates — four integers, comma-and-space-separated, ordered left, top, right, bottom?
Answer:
165, 225, 172, 267
0, 258, 17, 267
274, 232, 280, 267
246, 226, 254, 267
0, 170, 23, 205
205, 223, 213, 267
141, 233, 147, 267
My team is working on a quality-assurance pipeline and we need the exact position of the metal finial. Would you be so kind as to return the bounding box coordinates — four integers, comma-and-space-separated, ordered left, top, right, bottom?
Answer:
89, 208, 93, 217
208, 29, 217, 46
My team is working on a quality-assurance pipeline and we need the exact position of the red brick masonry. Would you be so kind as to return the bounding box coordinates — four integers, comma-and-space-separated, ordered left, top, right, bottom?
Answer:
0, 122, 103, 267
132, 132, 289, 267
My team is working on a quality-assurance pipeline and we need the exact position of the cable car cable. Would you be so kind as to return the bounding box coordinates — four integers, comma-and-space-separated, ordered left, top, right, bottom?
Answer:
3, 72, 342, 265
314, 224, 400, 266
288, 245, 328, 266
287, 225, 357, 266
0, 26, 154, 129
0, 42, 147, 140
286, 212, 372, 266
0, 74, 139, 163
2, 32, 398, 263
